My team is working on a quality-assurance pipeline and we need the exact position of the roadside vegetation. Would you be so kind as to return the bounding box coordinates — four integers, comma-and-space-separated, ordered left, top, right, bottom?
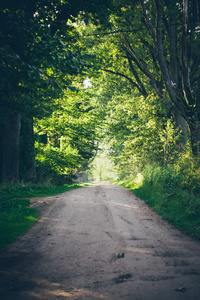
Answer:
0, 183, 88, 248
118, 158, 200, 239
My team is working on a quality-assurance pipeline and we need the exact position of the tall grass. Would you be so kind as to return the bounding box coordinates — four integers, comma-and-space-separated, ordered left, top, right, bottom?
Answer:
121, 162, 200, 239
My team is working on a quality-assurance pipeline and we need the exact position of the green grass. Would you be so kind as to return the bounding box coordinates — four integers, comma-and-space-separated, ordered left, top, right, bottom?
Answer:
119, 165, 200, 240
0, 182, 89, 248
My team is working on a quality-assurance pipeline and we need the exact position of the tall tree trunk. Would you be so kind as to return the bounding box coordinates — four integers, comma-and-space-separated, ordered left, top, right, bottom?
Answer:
173, 109, 188, 143
26, 117, 37, 181
180, 0, 199, 154
1, 112, 21, 184
19, 116, 37, 182
181, 0, 194, 106
141, 0, 188, 131
187, 115, 200, 155
0, 104, 8, 183
168, 10, 178, 87
168, 10, 188, 142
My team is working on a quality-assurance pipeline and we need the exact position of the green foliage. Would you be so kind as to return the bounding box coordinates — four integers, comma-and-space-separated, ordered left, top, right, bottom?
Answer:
34, 88, 102, 183
77, 0, 200, 154
121, 162, 200, 239
35, 144, 81, 184
0, 8, 82, 117
91, 71, 181, 179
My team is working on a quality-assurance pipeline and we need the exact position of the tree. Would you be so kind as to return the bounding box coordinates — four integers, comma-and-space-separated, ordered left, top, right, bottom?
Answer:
125, 0, 200, 154
77, 0, 200, 155
139, 0, 200, 154
0, 0, 102, 183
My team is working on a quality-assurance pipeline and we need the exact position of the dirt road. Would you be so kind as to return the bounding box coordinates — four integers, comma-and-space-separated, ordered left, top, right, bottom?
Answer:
0, 183, 200, 300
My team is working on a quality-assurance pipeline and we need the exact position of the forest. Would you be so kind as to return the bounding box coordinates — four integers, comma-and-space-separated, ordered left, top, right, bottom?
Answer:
1, 0, 200, 242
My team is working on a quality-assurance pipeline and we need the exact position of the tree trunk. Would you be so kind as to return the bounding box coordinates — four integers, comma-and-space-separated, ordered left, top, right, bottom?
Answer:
187, 116, 200, 155
181, 0, 195, 106
26, 118, 37, 181
168, 12, 189, 143
1, 112, 21, 184
173, 109, 188, 143
19, 116, 37, 182
168, 10, 178, 87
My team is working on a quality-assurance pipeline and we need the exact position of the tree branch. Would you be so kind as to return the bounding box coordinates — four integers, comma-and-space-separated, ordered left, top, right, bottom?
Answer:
101, 68, 142, 91
126, 52, 148, 97
120, 33, 171, 107
139, 0, 156, 45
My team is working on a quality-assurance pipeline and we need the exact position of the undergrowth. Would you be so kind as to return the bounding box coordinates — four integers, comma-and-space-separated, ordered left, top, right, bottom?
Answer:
0, 182, 88, 248
120, 162, 200, 239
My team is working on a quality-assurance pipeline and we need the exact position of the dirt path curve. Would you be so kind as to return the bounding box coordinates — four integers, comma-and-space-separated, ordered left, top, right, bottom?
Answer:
0, 183, 200, 300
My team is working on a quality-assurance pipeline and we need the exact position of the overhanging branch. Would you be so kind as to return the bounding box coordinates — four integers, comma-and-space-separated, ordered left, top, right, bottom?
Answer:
101, 69, 142, 92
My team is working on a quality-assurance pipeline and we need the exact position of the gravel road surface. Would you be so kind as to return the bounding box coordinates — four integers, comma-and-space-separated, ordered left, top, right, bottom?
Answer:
0, 182, 200, 300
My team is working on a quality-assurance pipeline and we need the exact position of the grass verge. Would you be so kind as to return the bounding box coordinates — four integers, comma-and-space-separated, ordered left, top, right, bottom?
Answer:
0, 182, 89, 249
118, 166, 200, 240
